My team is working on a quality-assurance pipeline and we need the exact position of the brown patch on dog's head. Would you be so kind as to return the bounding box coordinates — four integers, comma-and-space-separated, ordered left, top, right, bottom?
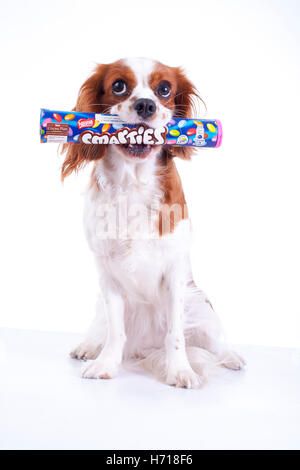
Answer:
169, 66, 202, 161
61, 61, 137, 179
149, 63, 202, 161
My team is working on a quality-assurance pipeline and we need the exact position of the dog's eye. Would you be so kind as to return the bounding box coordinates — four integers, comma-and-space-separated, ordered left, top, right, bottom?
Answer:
157, 81, 171, 98
112, 80, 127, 96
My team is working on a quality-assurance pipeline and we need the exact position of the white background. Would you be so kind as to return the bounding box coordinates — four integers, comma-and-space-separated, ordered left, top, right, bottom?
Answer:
0, 0, 299, 348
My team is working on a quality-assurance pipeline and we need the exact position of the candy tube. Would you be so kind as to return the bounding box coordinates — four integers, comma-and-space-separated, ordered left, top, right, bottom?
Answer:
40, 109, 222, 148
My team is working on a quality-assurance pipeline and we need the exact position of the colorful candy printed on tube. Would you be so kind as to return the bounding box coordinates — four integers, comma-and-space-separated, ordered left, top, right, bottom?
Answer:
40, 109, 223, 148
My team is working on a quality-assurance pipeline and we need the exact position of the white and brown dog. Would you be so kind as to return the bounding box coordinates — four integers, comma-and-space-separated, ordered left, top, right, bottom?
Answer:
64, 57, 245, 388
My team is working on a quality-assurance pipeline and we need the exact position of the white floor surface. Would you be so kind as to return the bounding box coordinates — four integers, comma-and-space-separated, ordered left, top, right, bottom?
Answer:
0, 328, 299, 450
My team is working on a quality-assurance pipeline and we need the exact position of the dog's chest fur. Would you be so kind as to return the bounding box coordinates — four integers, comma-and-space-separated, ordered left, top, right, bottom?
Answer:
83, 149, 190, 301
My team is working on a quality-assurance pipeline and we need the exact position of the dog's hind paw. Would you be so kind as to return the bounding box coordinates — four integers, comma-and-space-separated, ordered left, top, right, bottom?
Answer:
220, 350, 246, 370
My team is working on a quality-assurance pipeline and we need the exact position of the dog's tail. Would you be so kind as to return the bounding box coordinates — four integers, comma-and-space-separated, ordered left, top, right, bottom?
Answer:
138, 346, 226, 387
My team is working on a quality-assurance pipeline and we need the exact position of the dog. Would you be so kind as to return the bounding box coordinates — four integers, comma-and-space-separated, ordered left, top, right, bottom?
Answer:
63, 57, 245, 388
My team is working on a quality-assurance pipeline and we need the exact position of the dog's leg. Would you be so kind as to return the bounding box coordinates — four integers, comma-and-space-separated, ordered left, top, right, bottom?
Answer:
164, 267, 201, 389
201, 330, 246, 370
81, 280, 126, 379
70, 295, 106, 360
184, 285, 246, 370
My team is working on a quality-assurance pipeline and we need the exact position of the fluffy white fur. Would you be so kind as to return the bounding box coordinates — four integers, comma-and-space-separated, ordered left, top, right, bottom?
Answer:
70, 58, 245, 388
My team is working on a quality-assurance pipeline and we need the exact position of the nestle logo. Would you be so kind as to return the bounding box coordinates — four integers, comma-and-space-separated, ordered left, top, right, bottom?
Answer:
77, 118, 95, 130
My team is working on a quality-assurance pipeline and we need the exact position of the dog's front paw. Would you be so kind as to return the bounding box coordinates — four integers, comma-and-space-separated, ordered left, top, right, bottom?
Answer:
81, 358, 119, 380
70, 341, 101, 361
166, 367, 201, 389
220, 350, 246, 370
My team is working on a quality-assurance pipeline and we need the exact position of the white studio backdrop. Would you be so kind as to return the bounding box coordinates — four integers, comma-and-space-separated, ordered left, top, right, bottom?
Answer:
0, 0, 299, 348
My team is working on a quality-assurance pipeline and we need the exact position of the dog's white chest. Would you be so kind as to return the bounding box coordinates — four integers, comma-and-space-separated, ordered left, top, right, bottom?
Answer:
83, 159, 190, 299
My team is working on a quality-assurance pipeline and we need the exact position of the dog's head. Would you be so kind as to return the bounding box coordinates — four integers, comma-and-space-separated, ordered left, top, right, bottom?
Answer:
61, 57, 201, 179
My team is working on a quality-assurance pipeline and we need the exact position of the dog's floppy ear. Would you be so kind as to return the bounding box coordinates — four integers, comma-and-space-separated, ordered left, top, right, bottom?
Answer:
167, 67, 203, 161
61, 64, 109, 180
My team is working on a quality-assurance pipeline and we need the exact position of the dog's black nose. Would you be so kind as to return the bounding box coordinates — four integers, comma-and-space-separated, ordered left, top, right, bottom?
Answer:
133, 98, 156, 120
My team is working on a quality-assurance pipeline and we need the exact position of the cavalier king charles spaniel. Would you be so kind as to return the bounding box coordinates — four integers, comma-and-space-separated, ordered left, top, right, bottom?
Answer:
64, 57, 245, 388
